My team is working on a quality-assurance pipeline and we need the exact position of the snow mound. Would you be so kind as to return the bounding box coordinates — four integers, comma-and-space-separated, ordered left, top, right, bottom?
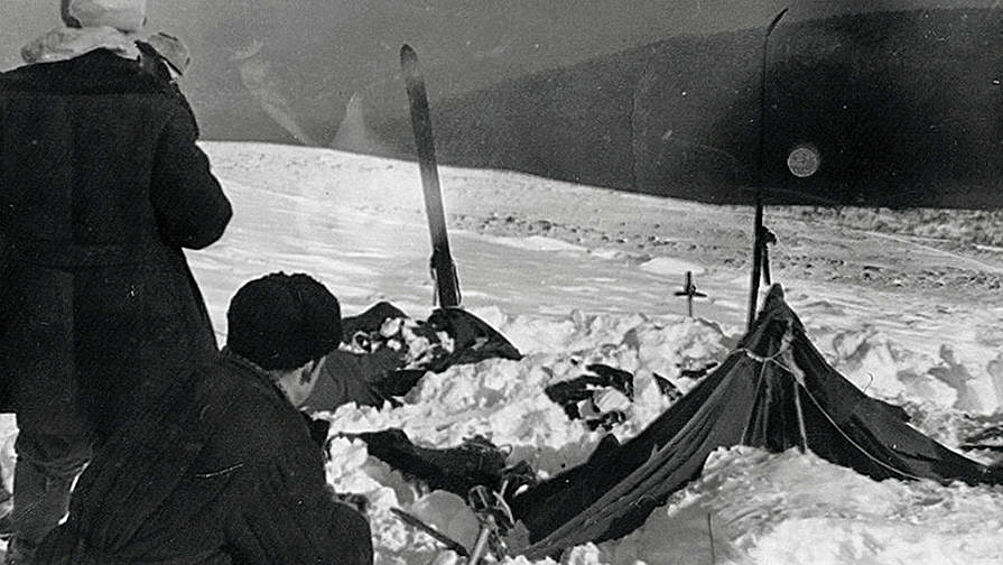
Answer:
315, 310, 1003, 564
323, 311, 731, 475
605, 446, 1003, 565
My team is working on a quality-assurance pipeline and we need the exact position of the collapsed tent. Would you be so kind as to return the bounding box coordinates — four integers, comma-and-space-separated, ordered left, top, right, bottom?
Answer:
307, 302, 522, 411
509, 284, 1003, 560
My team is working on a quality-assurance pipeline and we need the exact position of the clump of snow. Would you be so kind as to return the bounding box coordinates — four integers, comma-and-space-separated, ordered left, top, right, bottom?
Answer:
810, 323, 1000, 414
342, 314, 455, 369
826, 325, 961, 408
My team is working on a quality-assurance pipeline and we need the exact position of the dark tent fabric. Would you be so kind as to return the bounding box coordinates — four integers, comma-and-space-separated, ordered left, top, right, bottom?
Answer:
511, 284, 1003, 560
424, 307, 523, 373
306, 302, 522, 410
346, 429, 513, 497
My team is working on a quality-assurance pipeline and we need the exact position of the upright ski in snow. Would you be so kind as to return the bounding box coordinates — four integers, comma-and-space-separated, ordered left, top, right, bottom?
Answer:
401, 44, 461, 309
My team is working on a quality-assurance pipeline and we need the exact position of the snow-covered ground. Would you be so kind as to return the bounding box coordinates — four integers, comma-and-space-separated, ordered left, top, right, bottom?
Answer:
197, 142, 1003, 564
7, 141, 1003, 563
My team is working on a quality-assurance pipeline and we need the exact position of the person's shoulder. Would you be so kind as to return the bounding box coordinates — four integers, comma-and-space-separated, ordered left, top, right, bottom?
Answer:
195, 358, 304, 446
189, 357, 266, 410
0, 50, 174, 98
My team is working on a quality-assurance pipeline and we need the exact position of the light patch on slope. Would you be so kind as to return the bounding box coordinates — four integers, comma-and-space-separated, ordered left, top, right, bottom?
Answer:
480, 234, 590, 253
638, 256, 706, 277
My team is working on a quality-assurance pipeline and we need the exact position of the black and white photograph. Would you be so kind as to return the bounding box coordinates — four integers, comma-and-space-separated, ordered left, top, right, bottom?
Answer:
2, 1, 1003, 563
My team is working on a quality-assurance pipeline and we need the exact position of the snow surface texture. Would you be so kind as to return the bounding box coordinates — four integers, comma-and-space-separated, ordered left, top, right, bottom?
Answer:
4, 142, 1002, 563
201, 144, 1003, 565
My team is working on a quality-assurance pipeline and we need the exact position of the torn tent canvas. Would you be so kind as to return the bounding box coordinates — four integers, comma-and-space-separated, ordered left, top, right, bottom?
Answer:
511, 284, 1003, 560
305, 302, 522, 410
344, 429, 515, 498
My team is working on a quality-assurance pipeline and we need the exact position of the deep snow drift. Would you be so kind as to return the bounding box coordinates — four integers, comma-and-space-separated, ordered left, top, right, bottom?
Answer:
5, 142, 1003, 564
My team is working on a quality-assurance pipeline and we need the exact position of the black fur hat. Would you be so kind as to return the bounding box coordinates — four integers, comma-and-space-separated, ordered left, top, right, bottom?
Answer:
227, 272, 342, 370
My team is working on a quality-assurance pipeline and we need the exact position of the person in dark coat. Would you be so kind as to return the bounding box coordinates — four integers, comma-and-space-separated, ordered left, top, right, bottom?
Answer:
35, 273, 374, 565
0, 0, 231, 560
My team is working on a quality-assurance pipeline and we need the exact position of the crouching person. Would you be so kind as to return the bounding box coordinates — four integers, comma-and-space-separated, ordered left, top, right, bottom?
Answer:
34, 273, 373, 564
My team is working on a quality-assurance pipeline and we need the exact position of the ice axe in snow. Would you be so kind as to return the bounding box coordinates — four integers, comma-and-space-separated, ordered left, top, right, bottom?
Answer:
400, 44, 522, 362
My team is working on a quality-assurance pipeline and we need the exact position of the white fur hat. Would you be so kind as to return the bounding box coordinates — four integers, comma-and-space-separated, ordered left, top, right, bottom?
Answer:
63, 0, 148, 33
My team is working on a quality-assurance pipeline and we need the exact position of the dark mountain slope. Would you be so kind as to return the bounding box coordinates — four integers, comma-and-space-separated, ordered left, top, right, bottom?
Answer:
352, 7, 1002, 208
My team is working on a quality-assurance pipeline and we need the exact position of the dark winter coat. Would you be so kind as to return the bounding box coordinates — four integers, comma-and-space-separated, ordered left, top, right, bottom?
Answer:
0, 49, 232, 439
35, 353, 374, 564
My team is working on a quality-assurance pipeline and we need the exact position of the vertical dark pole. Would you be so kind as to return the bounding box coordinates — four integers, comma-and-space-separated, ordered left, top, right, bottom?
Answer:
747, 201, 764, 331
401, 44, 461, 308
685, 271, 695, 317
675, 271, 706, 318
747, 8, 789, 331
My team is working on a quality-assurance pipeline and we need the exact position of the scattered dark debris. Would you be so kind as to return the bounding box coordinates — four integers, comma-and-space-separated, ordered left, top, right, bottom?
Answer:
652, 372, 681, 402
679, 362, 718, 380
545, 364, 635, 430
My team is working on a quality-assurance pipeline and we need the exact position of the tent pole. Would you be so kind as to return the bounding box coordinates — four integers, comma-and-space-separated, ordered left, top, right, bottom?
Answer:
747, 199, 765, 331
794, 387, 809, 453
746, 7, 789, 331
